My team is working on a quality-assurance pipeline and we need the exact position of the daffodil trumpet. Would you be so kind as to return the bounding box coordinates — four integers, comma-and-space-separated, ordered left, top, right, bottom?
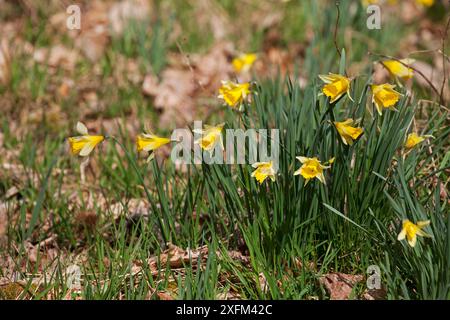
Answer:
371, 83, 402, 115
193, 123, 225, 155
404, 132, 434, 150
397, 219, 431, 247
218, 81, 251, 109
333, 119, 363, 146
294, 156, 334, 185
232, 53, 257, 74
318, 73, 353, 104
68, 121, 105, 157
136, 133, 172, 162
381, 58, 415, 83
251, 161, 276, 184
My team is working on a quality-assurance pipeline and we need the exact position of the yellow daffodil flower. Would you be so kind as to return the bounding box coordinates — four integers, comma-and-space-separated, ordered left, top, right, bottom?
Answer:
405, 132, 433, 149
371, 83, 402, 115
334, 119, 363, 146
362, 0, 379, 5
136, 133, 171, 161
416, 0, 434, 6
363, 0, 398, 6
68, 122, 104, 157
218, 81, 250, 108
232, 53, 257, 73
381, 59, 414, 81
136, 133, 171, 152
193, 123, 225, 154
251, 161, 276, 184
397, 219, 431, 247
318, 73, 353, 103
294, 156, 333, 185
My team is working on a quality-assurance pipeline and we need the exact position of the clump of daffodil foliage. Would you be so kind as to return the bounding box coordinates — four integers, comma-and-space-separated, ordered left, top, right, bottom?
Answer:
65, 49, 449, 299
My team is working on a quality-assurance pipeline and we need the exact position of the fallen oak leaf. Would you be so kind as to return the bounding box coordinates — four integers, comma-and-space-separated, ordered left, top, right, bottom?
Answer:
319, 273, 364, 300
157, 291, 174, 300
0, 38, 11, 86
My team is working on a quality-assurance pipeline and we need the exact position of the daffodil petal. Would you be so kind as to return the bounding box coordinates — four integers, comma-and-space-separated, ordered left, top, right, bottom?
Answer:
397, 229, 406, 241
76, 122, 89, 135
407, 235, 417, 247
417, 220, 430, 227
79, 142, 96, 157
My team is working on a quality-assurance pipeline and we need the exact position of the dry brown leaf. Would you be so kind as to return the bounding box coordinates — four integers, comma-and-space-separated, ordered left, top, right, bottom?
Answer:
63, 288, 83, 300
195, 0, 230, 40
22, 104, 66, 132
412, 60, 448, 102
319, 273, 364, 300
216, 291, 242, 300
32, 48, 47, 64
2, 163, 39, 187
110, 55, 143, 87
33, 45, 78, 71
400, 1, 422, 24
4, 186, 19, 199
143, 42, 234, 127
252, 11, 282, 31
440, 182, 448, 202
57, 78, 75, 98
0, 202, 8, 241
372, 61, 391, 84
159, 243, 196, 269
147, 243, 246, 272
142, 73, 159, 96
258, 272, 269, 294
109, 198, 149, 220
363, 287, 387, 300
78, 30, 109, 62
192, 41, 234, 89
292, 257, 316, 271
66, 189, 109, 213
0, 282, 28, 299
82, 90, 100, 111
75, 211, 98, 229
0, 38, 11, 86
24, 241, 39, 264
156, 291, 174, 300
143, 68, 196, 127
48, 45, 78, 70
74, 2, 110, 62
224, 250, 251, 265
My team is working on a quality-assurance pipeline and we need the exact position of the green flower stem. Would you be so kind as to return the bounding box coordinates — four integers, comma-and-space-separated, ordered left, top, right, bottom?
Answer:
109, 136, 169, 245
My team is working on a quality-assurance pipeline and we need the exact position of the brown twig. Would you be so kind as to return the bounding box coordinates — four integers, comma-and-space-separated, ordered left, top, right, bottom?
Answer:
439, 14, 450, 106
175, 40, 208, 92
333, 1, 349, 77
334, 1, 342, 59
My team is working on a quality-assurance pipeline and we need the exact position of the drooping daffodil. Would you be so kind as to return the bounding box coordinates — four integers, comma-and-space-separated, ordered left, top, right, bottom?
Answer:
334, 119, 363, 146
136, 133, 171, 162
294, 156, 334, 185
251, 161, 276, 184
371, 83, 402, 115
193, 123, 225, 155
397, 219, 431, 247
68, 121, 104, 157
381, 59, 414, 81
232, 53, 257, 73
405, 132, 433, 149
218, 81, 251, 109
318, 73, 353, 103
